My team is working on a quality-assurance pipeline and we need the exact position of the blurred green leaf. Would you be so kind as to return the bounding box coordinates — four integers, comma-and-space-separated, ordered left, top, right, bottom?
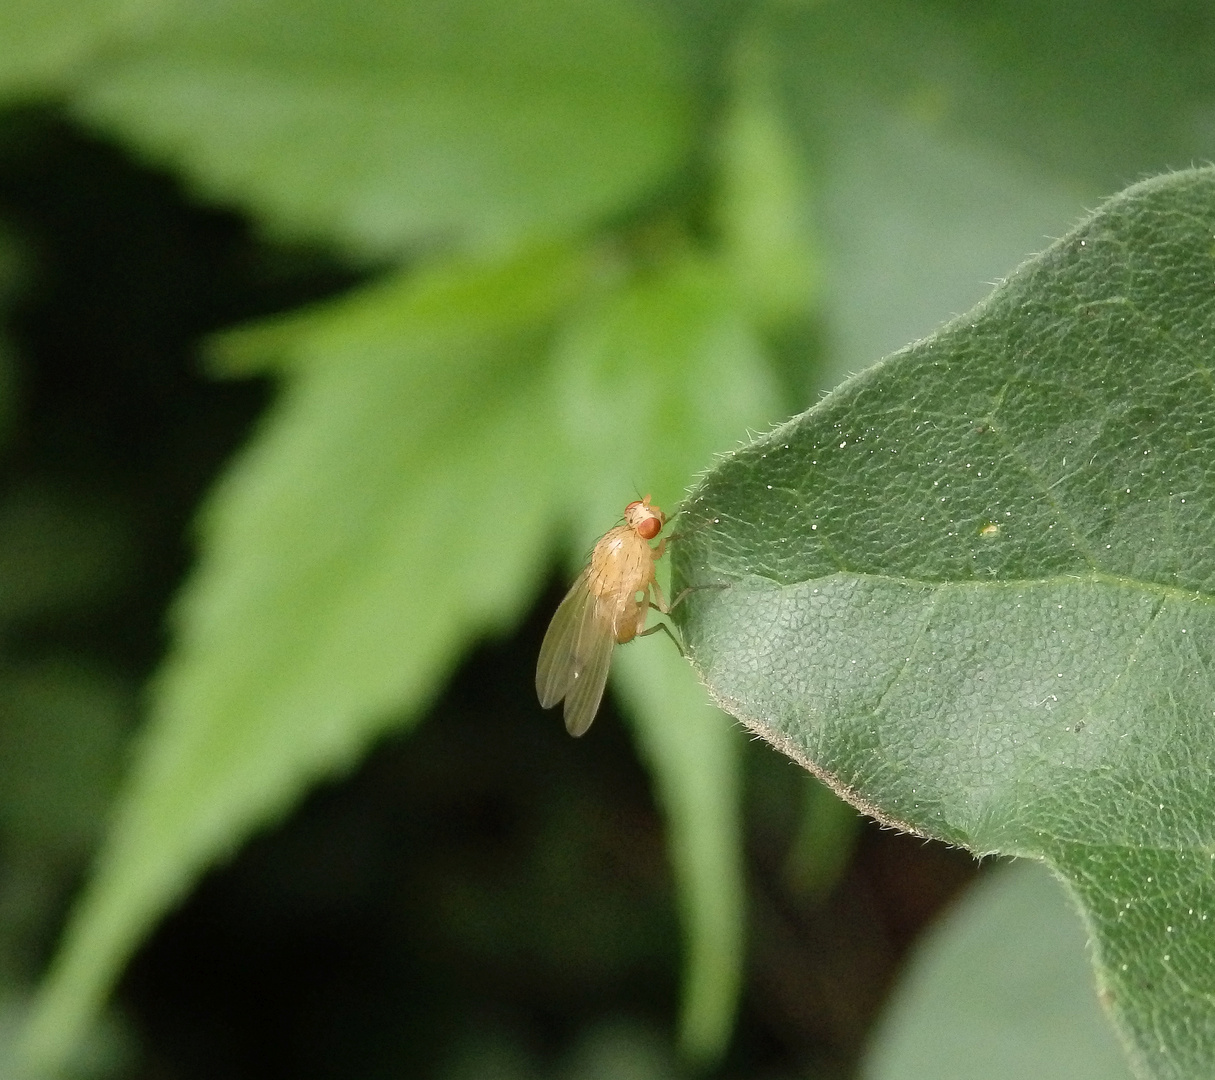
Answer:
672, 169, 1215, 1079
782, 775, 859, 902
779, 0, 1215, 388
809, 99, 1085, 388
0, 0, 139, 101
615, 647, 743, 1065
70, 0, 692, 256
0, 992, 132, 1080
24, 228, 783, 1071
786, 0, 1215, 197
551, 249, 780, 1060
716, 26, 817, 331
862, 860, 1134, 1080
553, 248, 780, 524
20, 243, 592, 1071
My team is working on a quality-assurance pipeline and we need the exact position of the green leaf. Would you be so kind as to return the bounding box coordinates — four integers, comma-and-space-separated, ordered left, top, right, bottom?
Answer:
782, 776, 859, 902
863, 860, 1133, 1080
0, 0, 136, 101
671, 168, 1215, 1079
613, 646, 743, 1064
20, 243, 592, 1072
550, 250, 780, 1060
715, 26, 817, 330
809, 98, 1085, 389
780, 0, 1215, 389
553, 249, 780, 525
70, 0, 692, 256
786, 0, 1215, 198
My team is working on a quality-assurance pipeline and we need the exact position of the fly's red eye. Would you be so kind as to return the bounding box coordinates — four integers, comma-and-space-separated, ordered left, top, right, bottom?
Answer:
636, 515, 661, 540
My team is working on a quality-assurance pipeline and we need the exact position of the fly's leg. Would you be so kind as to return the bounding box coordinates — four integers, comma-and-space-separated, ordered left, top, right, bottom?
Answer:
640, 578, 728, 658
633, 581, 684, 655
654, 581, 729, 614
636, 619, 685, 657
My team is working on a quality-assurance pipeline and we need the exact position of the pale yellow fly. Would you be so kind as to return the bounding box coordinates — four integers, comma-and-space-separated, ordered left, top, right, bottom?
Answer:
536, 496, 672, 736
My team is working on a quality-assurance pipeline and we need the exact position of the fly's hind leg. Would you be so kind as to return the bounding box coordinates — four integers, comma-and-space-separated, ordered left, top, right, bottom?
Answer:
640, 579, 731, 658
636, 618, 685, 657
636, 581, 686, 656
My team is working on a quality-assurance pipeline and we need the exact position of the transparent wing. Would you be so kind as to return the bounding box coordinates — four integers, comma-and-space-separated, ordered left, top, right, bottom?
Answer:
536, 570, 594, 707
535, 569, 616, 735
561, 587, 615, 737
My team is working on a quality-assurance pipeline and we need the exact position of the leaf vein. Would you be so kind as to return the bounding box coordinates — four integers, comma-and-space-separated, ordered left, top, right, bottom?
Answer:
981, 414, 1105, 572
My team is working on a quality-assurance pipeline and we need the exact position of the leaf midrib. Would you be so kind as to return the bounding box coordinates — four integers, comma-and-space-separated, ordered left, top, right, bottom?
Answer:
695, 567, 1214, 606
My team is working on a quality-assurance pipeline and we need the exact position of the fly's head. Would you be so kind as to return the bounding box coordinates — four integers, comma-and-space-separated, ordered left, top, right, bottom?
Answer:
624, 495, 665, 540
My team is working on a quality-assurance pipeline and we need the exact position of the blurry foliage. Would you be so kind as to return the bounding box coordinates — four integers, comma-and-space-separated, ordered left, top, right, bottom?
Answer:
0, 0, 1209, 1078
862, 861, 1135, 1080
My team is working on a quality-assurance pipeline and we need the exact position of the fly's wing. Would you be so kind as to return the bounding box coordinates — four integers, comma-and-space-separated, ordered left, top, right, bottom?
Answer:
535, 569, 615, 736
536, 571, 593, 707
560, 589, 615, 737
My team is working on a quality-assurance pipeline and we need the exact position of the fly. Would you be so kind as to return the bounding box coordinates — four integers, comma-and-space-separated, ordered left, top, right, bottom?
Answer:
536, 495, 675, 736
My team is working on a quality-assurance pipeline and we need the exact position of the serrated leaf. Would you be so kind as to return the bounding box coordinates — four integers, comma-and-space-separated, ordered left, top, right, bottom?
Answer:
863, 860, 1133, 1080
20, 244, 591, 1072
671, 168, 1215, 1079
70, 0, 691, 256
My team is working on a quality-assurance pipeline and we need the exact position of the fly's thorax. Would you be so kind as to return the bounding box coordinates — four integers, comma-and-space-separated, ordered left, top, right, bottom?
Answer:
588, 525, 655, 602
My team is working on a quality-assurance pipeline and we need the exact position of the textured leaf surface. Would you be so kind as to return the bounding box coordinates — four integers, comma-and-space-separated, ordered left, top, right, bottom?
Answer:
863, 860, 1133, 1080
671, 168, 1215, 1079
70, 0, 690, 255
